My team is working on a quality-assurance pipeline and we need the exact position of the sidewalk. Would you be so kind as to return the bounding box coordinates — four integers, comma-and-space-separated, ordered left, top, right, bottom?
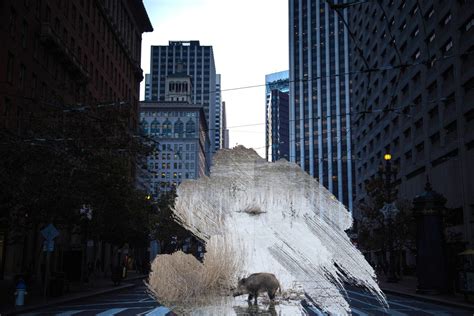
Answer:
379, 275, 474, 310
1, 271, 148, 316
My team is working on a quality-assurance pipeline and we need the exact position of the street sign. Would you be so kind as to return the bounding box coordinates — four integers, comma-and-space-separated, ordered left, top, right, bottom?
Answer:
42, 240, 54, 252
41, 224, 59, 241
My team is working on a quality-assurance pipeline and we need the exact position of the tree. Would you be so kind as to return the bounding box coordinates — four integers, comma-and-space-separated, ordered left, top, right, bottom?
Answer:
0, 101, 154, 273
151, 188, 199, 254
356, 170, 415, 275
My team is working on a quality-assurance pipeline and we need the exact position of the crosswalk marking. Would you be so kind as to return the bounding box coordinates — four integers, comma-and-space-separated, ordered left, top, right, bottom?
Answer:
144, 306, 173, 315
96, 308, 128, 315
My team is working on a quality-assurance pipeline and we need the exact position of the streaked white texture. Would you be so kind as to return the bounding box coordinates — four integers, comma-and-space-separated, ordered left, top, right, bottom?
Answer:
172, 147, 387, 314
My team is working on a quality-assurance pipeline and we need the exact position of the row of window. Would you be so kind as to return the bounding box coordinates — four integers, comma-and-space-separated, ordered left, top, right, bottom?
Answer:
141, 111, 197, 118
153, 172, 195, 180
149, 161, 196, 170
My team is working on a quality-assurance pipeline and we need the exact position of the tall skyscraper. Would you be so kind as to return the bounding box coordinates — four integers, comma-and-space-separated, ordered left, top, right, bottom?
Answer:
350, 1, 474, 245
215, 74, 222, 151
289, 0, 353, 212
222, 101, 230, 149
140, 70, 211, 197
149, 41, 217, 153
265, 71, 290, 162
144, 73, 152, 101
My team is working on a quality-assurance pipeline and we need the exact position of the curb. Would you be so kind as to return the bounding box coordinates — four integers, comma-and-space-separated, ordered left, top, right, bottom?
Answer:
3, 275, 147, 316
381, 287, 474, 311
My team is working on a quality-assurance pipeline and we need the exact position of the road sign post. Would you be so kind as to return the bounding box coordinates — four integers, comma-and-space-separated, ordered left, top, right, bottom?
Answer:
40, 224, 59, 297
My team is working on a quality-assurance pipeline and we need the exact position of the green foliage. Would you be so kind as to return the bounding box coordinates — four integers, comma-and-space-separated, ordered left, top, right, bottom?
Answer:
151, 188, 193, 250
0, 103, 153, 247
356, 176, 415, 254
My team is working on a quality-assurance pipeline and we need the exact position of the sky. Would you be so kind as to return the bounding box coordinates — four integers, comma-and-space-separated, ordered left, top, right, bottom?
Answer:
140, 0, 288, 158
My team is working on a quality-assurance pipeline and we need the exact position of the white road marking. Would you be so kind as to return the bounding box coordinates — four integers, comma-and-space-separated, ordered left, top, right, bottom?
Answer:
57, 300, 152, 308
96, 308, 128, 316
144, 306, 173, 315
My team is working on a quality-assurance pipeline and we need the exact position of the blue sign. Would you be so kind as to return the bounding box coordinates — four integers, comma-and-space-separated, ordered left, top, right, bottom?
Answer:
41, 224, 59, 241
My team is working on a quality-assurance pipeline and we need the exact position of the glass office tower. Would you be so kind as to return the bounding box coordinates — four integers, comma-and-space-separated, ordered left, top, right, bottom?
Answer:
289, 0, 353, 212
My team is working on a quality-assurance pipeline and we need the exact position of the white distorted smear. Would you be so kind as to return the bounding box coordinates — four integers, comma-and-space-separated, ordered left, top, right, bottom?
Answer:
161, 146, 386, 315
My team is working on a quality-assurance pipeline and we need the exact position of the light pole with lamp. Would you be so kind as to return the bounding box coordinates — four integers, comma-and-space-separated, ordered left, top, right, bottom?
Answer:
79, 205, 93, 283
380, 153, 399, 283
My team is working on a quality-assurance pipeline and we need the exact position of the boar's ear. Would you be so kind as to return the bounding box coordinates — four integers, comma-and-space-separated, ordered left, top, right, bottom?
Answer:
240, 277, 246, 284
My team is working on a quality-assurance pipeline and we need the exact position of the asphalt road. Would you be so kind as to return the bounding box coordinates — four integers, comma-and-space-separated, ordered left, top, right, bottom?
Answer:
18, 282, 168, 316
305, 286, 473, 316
19, 283, 473, 315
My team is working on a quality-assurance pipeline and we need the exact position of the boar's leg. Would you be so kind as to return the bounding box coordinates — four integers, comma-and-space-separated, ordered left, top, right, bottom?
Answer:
247, 293, 253, 302
268, 290, 275, 300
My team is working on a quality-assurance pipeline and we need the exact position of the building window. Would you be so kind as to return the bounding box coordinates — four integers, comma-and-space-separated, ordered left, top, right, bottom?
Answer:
174, 119, 184, 137
45, 5, 51, 22
413, 50, 421, 60
19, 64, 25, 89
463, 17, 474, 32
35, 0, 41, 19
32, 73, 37, 96
186, 119, 195, 137
444, 120, 457, 142
403, 127, 411, 139
162, 119, 172, 136
416, 142, 424, 154
443, 13, 452, 25
6, 52, 14, 84
430, 132, 440, 145
415, 118, 424, 131
21, 20, 28, 48
9, 7, 17, 37
426, 7, 435, 19
444, 40, 453, 52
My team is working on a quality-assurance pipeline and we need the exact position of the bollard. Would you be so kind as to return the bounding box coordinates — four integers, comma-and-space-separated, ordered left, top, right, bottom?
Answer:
15, 279, 27, 306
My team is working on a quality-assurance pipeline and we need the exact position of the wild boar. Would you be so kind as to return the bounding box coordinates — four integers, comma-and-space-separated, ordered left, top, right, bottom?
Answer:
233, 272, 281, 304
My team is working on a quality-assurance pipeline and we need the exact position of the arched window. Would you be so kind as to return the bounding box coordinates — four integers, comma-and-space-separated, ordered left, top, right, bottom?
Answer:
150, 119, 159, 135
140, 119, 149, 136
163, 119, 172, 137
174, 119, 184, 138
186, 119, 195, 137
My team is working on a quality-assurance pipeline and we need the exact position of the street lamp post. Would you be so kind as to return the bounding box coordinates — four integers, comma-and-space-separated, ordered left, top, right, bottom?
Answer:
79, 205, 93, 283
381, 154, 399, 283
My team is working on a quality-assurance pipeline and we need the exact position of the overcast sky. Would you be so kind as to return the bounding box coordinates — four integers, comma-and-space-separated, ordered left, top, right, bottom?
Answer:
140, 0, 288, 158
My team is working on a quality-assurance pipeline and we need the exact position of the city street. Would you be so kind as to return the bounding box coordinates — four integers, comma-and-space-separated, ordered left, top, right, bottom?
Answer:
18, 281, 473, 316
306, 286, 473, 316
18, 281, 165, 316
